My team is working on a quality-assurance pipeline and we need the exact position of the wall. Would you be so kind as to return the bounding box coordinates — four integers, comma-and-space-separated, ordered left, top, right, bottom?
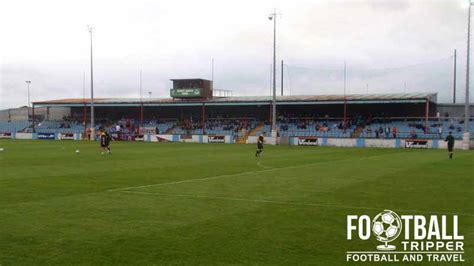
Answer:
47, 107, 71, 120
288, 137, 473, 150
15, 133, 33, 139
432, 139, 465, 150
150, 134, 176, 142
436, 104, 474, 118
247, 136, 277, 145
150, 134, 234, 144
4, 133, 473, 149
0, 107, 29, 121
327, 138, 357, 147
365, 139, 397, 148
0, 107, 71, 121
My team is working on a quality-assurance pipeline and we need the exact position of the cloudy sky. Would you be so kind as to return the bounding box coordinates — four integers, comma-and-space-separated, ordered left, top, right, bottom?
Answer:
0, 0, 471, 109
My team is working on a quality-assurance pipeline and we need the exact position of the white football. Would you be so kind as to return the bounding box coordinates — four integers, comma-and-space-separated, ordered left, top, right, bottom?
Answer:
372, 222, 384, 235
0, 148, 4, 152
382, 213, 395, 224
75, 150, 80, 154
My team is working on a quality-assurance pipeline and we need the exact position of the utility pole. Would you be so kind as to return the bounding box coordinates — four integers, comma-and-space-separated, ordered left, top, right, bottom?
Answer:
88, 25, 95, 141
83, 71, 87, 136
453, 49, 457, 104
25, 80, 31, 120
140, 69, 144, 129
281, 60, 284, 96
268, 9, 278, 138
269, 64, 273, 96
211, 58, 214, 82
139, 70, 143, 100
463, 3, 472, 150
343, 61, 347, 132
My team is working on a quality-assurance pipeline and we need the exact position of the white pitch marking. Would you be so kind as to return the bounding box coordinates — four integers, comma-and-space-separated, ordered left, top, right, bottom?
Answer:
256, 161, 272, 169
107, 170, 262, 192
116, 190, 474, 217
107, 161, 318, 192
106, 152, 412, 193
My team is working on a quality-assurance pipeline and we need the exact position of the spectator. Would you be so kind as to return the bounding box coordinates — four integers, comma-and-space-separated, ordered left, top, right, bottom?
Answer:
385, 126, 390, 138
392, 127, 397, 138
437, 126, 442, 139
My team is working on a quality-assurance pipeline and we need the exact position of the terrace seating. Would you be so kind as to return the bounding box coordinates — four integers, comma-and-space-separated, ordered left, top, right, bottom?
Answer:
360, 119, 474, 140
255, 120, 354, 138
0, 121, 31, 133
1, 118, 472, 140
34, 120, 84, 134
108, 120, 176, 135
172, 119, 258, 136
147, 121, 176, 134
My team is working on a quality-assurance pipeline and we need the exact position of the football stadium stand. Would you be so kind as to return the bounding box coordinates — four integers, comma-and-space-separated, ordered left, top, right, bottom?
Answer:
0, 118, 472, 140
1, 91, 473, 145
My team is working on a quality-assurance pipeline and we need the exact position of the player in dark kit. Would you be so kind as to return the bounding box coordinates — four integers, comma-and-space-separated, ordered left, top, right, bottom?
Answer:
444, 131, 455, 159
100, 128, 112, 155
255, 135, 264, 157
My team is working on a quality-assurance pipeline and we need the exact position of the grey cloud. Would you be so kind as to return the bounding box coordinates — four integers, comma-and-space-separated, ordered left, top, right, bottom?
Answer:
0, 0, 472, 110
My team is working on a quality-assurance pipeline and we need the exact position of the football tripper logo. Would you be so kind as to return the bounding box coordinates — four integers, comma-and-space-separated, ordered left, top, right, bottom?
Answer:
372, 210, 402, 250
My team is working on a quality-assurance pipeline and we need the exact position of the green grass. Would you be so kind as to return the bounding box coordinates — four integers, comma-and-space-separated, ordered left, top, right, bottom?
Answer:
0, 140, 472, 265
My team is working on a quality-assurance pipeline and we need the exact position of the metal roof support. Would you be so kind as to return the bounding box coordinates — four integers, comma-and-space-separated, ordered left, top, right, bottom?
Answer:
424, 98, 430, 134
202, 103, 206, 135
32, 103, 36, 133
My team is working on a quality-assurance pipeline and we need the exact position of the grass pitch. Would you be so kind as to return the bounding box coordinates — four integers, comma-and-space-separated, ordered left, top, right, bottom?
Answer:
0, 140, 472, 265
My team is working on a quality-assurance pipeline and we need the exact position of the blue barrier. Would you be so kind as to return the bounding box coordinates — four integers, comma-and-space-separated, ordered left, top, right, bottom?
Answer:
356, 138, 365, 148
432, 139, 439, 149
289, 138, 295, 145
321, 138, 328, 146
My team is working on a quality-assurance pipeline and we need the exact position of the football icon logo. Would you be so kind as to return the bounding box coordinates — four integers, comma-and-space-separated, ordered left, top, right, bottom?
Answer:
372, 210, 403, 251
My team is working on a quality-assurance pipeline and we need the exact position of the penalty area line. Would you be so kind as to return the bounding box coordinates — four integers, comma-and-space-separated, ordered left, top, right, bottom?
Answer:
113, 191, 474, 217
